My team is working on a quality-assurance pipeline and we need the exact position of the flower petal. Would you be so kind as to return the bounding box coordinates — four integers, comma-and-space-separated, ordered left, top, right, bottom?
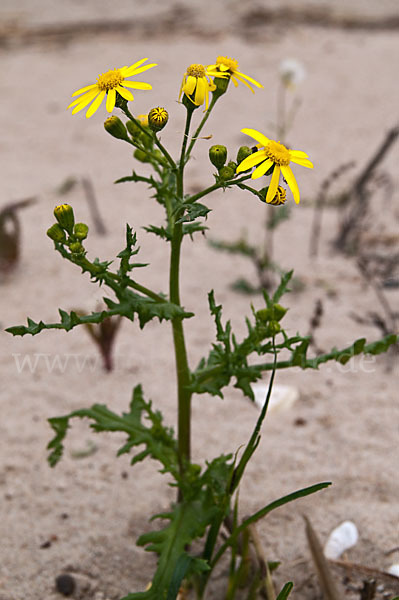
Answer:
266, 166, 281, 202
124, 58, 149, 74
231, 76, 239, 88
290, 156, 314, 169
235, 71, 263, 88
116, 85, 134, 101
106, 88, 116, 112
178, 74, 186, 100
85, 90, 106, 118
253, 158, 274, 180
185, 76, 196, 96
126, 63, 157, 76
281, 165, 300, 203
121, 81, 152, 90
235, 75, 255, 93
236, 150, 267, 173
72, 84, 97, 97
241, 128, 270, 148
194, 78, 206, 105
68, 88, 99, 108
71, 90, 100, 114
289, 150, 309, 159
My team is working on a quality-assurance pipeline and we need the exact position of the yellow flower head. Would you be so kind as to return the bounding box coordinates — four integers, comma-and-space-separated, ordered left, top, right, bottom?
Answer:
207, 56, 264, 93
68, 58, 157, 119
179, 64, 224, 109
236, 128, 313, 204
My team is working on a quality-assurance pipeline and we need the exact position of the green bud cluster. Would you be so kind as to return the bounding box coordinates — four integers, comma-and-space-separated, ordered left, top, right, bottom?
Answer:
134, 148, 150, 163
54, 204, 74, 234
209, 145, 238, 182
47, 204, 88, 256
256, 303, 288, 323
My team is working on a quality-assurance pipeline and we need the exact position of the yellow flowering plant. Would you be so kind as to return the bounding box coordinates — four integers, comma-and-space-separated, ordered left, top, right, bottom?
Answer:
7, 56, 397, 600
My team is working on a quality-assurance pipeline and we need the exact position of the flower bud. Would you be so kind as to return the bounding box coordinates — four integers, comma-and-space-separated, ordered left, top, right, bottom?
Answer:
74, 223, 89, 241
148, 107, 169, 132
218, 165, 235, 181
69, 241, 84, 254
266, 321, 281, 336
47, 223, 66, 243
209, 145, 227, 169
236, 146, 252, 166
133, 148, 150, 163
256, 304, 287, 323
126, 119, 141, 138
104, 116, 129, 141
227, 160, 237, 171
54, 204, 75, 234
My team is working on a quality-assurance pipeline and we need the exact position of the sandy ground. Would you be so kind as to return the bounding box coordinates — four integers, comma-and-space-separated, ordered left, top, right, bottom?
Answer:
1, 1, 398, 599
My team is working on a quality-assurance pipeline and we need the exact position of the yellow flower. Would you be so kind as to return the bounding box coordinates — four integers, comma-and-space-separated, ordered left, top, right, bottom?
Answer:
179, 64, 223, 109
207, 56, 263, 92
236, 128, 313, 204
68, 58, 157, 119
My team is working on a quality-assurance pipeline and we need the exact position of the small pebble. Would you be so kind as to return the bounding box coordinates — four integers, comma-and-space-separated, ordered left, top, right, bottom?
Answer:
55, 573, 76, 596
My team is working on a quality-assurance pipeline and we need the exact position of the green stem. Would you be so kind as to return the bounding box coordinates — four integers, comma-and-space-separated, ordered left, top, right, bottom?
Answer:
170, 108, 194, 484
169, 224, 192, 477
185, 94, 218, 161
184, 174, 252, 206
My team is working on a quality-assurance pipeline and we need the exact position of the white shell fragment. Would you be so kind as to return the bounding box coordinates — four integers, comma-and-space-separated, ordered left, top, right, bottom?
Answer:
386, 564, 399, 577
251, 383, 299, 413
323, 521, 359, 560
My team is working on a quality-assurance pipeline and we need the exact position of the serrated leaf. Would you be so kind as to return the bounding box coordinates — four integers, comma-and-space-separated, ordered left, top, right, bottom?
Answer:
143, 225, 172, 241
47, 385, 179, 477
176, 203, 211, 224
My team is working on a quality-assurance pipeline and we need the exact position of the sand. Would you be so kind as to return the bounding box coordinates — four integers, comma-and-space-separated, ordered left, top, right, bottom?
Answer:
0, 1, 398, 598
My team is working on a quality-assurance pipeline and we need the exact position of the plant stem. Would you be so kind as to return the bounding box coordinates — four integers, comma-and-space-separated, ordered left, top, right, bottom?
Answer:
169, 224, 192, 478
185, 94, 218, 161
170, 108, 194, 486
184, 174, 252, 206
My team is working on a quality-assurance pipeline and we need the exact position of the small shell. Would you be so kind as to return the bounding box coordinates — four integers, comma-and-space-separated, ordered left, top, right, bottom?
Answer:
386, 564, 399, 577
323, 521, 359, 559
251, 383, 299, 413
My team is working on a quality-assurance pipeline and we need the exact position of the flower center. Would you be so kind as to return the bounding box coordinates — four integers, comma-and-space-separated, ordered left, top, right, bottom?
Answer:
186, 64, 206, 78
216, 56, 239, 72
265, 140, 290, 166
97, 68, 124, 91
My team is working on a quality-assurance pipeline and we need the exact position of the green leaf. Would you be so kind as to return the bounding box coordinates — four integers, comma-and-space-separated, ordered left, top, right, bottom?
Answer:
47, 385, 179, 477
6, 307, 121, 337
182, 222, 208, 238
272, 270, 293, 303
122, 500, 214, 600
176, 202, 211, 224
276, 582, 294, 600
212, 482, 332, 568
143, 225, 172, 241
